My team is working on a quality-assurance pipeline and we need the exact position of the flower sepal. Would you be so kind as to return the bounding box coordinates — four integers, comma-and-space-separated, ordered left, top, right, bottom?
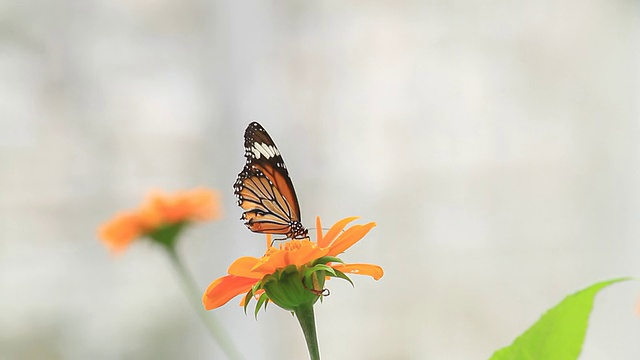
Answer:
310, 255, 355, 287
147, 221, 188, 248
325, 267, 355, 287
243, 263, 331, 315
311, 255, 344, 266
266, 264, 326, 311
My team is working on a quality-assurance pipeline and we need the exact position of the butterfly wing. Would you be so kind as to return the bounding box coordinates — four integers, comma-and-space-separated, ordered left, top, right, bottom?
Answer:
234, 122, 307, 239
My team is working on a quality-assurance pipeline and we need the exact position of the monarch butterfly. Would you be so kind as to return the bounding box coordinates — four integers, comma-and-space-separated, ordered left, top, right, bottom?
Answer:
233, 122, 309, 240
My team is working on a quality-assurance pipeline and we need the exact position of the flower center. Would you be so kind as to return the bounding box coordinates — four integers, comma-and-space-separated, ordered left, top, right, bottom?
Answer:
263, 239, 316, 258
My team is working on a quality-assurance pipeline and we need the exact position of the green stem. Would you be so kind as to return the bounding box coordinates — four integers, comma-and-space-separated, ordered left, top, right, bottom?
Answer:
164, 244, 244, 360
294, 304, 321, 360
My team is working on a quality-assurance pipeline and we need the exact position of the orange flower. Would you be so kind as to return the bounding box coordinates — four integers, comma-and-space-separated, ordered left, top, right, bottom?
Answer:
203, 217, 383, 311
99, 188, 221, 253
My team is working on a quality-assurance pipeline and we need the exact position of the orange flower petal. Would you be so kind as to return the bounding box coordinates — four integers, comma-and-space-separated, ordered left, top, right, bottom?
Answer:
265, 234, 272, 250
315, 216, 323, 245
327, 222, 376, 256
227, 256, 263, 279
318, 216, 360, 248
203, 275, 258, 310
252, 250, 288, 274
286, 244, 329, 266
137, 208, 163, 232
98, 212, 142, 254
182, 188, 221, 221
138, 188, 221, 230
331, 263, 384, 280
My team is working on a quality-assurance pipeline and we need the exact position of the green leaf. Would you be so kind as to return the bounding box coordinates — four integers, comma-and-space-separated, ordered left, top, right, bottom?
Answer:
490, 278, 631, 360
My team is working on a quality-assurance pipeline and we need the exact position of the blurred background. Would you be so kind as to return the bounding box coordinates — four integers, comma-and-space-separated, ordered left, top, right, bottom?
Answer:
1, 1, 639, 359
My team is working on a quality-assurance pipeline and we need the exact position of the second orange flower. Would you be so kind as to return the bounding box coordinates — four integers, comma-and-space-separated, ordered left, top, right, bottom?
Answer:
98, 188, 221, 253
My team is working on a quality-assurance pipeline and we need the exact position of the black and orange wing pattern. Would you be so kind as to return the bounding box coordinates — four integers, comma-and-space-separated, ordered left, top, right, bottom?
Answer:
233, 122, 308, 239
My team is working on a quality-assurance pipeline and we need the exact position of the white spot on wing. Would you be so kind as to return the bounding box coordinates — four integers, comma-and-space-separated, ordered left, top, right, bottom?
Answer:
253, 143, 264, 157
254, 143, 277, 159
252, 147, 261, 159
267, 145, 277, 157
261, 143, 274, 157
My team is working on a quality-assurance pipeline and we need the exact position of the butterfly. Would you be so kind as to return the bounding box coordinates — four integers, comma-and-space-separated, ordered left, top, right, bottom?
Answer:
233, 122, 309, 240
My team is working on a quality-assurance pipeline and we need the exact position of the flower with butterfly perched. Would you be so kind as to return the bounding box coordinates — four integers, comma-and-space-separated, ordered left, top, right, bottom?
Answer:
98, 188, 221, 253
223, 122, 382, 360
202, 216, 384, 312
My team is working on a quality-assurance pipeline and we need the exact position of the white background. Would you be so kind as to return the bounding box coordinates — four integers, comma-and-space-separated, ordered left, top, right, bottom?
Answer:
1, 1, 639, 359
